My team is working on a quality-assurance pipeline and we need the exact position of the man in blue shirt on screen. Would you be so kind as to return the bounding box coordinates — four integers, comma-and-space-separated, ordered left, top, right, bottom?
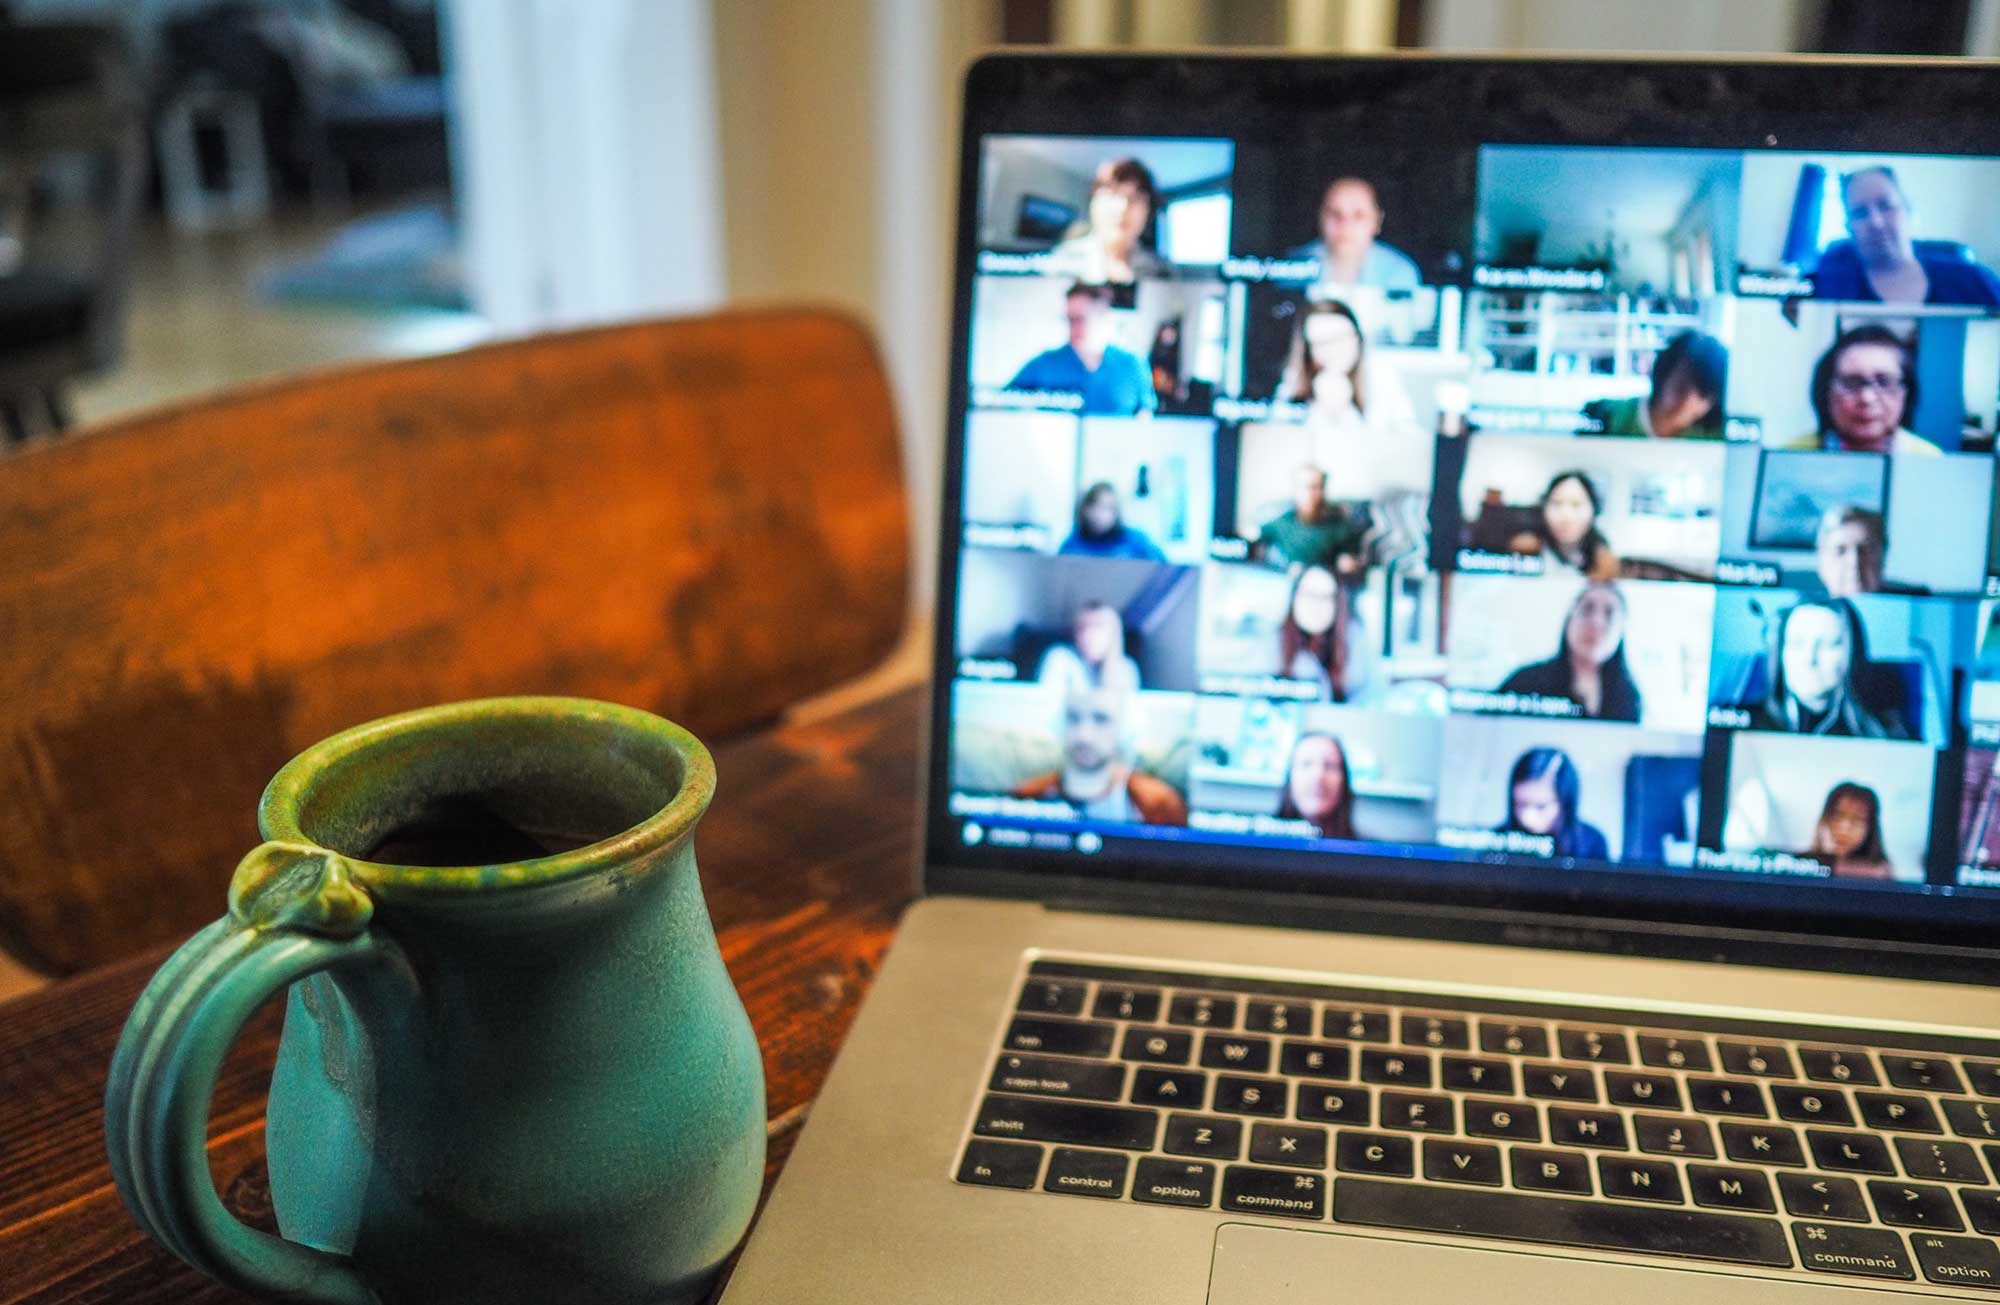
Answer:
1005, 281, 1157, 416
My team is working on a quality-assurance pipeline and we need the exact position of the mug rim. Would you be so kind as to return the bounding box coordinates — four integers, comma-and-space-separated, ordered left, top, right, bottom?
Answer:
257, 695, 715, 895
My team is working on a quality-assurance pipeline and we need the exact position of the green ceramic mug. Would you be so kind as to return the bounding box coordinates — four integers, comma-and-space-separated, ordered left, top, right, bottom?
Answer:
104, 697, 765, 1305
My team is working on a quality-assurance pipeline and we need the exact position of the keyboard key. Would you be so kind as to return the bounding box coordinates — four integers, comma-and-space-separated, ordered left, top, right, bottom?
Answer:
956, 1139, 1042, 1189
1870, 1180, 1966, 1230
1511, 1147, 1593, 1195
1857, 1091, 1941, 1134
1042, 1147, 1127, 1199
1335, 1131, 1414, 1177
1557, 1027, 1631, 1065
1441, 1056, 1514, 1095
1018, 979, 1087, 1016
1335, 1178, 1790, 1267
1913, 1232, 2000, 1289
1119, 1027, 1192, 1065
1199, 1033, 1272, 1073
1221, 1165, 1325, 1219
1947, 1097, 2000, 1141
1687, 1165, 1774, 1212
1792, 1222, 1914, 1280
1162, 1113, 1241, 1161
1464, 1098, 1540, 1142
1092, 986, 1162, 1022
1806, 1130, 1897, 1175
1597, 1156, 1683, 1204
1522, 1063, 1597, 1102
1243, 999, 1310, 1035
1359, 1048, 1432, 1087
1479, 1020, 1550, 1058
1770, 1084, 1853, 1126
1895, 1136, 1988, 1184
1323, 1006, 1390, 1042
1883, 1055, 1964, 1094
1249, 1122, 1328, 1169
1212, 1075, 1286, 1117
1798, 1046, 1878, 1086
1401, 1014, 1469, 1050
1633, 1114, 1715, 1158
1379, 1091, 1454, 1133
989, 1054, 1126, 1102
1717, 1041, 1794, 1079
1130, 1067, 1205, 1109
1004, 1016, 1115, 1058
1278, 1040, 1351, 1080
1296, 1085, 1371, 1126
1779, 1172, 1869, 1222
1636, 1035, 1712, 1072
1548, 1108, 1627, 1150
1969, 1061, 2000, 1098
1131, 1157, 1215, 1208
1687, 1077, 1766, 1117
1167, 994, 1237, 1029
1605, 1072, 1680, 1111
1964, 1189, 2000, 1235
1424, 1139, 1503, 1186
973, 1095, 1158, 1150
1719, 1122, 1804, 1167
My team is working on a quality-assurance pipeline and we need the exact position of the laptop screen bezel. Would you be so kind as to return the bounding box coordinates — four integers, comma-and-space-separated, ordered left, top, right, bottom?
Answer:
923, 50, 2000, 980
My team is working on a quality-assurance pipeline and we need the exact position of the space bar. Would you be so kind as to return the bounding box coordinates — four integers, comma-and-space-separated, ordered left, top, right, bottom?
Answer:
1334, 1179, 1792, 1268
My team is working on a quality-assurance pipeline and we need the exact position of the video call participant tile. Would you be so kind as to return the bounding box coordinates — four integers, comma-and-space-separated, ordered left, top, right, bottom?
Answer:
946, 681, 1197, 829
1959, 729, 2000, 887
1186, 697, 1444, 848
1703, 731, 1935, 885
1228, 426, 1436, 559
954, 550, 1201, 694
1433, 715, 1702, 867
1445, 574, 1714, 735
960, 409, 1219, 565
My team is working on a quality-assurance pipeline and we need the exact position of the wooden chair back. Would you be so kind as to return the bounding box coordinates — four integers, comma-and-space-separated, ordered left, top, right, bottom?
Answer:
0, 309, 908, 974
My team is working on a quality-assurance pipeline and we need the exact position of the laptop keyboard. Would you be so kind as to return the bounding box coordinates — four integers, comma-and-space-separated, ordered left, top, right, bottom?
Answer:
953, 957, 2000, 1290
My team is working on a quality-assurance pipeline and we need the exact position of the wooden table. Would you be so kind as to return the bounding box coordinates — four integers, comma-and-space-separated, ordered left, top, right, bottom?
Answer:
0, 685, 924, 1304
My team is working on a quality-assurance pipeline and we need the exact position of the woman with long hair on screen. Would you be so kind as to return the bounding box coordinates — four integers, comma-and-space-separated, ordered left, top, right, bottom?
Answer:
1045, 157, 1167, 284
1788, 324, 1940, 456
1508, 471, 1620, 580
1280, 298, 1425, 487
1276, 732, 1357, 840
1746, 598, 1914, 739
1498, 747, 1610, 860
1277, 564, 1351, 703
1497, 582, 1644, 723
1058, 482, 1165, 561
1806, 781, 1895, 880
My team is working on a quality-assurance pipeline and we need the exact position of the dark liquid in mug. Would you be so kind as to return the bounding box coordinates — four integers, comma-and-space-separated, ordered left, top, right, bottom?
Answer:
364, 797, 603, 866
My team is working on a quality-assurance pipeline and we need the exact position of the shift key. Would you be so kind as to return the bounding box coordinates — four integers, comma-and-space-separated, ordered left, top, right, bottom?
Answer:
974, 1094, 1159, 1150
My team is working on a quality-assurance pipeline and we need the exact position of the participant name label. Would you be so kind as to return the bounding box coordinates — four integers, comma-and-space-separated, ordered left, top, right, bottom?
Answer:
1449, 688, 1582, 718
1200, 674, 1325, 701
949, 792, 1073, 820
1221, 256, 1320, 282
964, 523, 1050, 551
1437, 826, 1557, 857
1473, 265, 1606, 291
1694, 848, 1830, 877
1456, 549, 1543, 576
1736, 270, 1814, 297
1715, 560, 1780, 587
957, 657, 1019, 681
973, 386, 1083, 412
1189, 811, 1319, 839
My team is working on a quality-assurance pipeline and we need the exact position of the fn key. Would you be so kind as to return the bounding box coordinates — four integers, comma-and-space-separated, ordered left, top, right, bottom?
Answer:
957, 1139, 1042, 1189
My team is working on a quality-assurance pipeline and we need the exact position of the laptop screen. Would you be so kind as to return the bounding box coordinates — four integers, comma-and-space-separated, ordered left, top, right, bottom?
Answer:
929, 55, 2000, 951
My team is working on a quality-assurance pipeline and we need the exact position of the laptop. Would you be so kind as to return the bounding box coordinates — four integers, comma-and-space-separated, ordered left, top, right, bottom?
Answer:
721, 51, 2000, 1301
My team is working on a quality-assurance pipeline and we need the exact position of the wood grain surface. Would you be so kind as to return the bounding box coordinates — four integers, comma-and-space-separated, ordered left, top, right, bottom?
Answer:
0, 683, 924, 1305
0, 309, 908, 975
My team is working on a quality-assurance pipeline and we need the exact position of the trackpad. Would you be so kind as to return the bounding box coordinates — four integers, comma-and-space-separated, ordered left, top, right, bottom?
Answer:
1209, 1224, 1843, 1303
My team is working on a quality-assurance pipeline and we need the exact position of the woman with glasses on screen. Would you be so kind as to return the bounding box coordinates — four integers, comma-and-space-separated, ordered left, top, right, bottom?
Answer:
1276, 732, 1358, 840
1496, 582, 1644, 723
1806, 781, 1896, 880
1043, 157, 1168, 285
1280, 299, 1425, 488
1786, 324, 1941, 456
1745, 598, 1914, 739
1498, 748, 1610, 861
1808, 167, 2000, 308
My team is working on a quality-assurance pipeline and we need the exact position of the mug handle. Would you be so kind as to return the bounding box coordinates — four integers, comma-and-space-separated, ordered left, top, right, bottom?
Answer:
105, 841, 392, 1305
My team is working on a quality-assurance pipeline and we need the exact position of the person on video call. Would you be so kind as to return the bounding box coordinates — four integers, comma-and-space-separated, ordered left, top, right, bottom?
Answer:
1044, 157, 1168, 285
1285, 177, 1421, 292
1277, 564, 1358, 702
1745, 598, 1914, 739
1006, 281, 1157, 416
1506, 471, 1620, 580
1815, 504, 1911, 598
1805, 781, 1896, 880
1584, 331, 1729, 439
1498, 747, 1610, 860
1276, 731, 1358, 840
1058, 482, 1165, 561
1036, 600, 1143, 695
1784, 324, 1939, 456
1011, 685, 1187, 825
1255, 464, 1369, 573
1496, 582, 1644, 723
1279, 298, 1424, 480
1808, 166, 2000, 308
